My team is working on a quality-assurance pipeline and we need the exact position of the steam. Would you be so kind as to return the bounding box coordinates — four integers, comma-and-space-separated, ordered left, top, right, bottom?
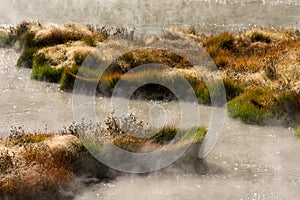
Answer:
72, 118, 300, 200
1, 0, 299, 32
0, 1, 20, 24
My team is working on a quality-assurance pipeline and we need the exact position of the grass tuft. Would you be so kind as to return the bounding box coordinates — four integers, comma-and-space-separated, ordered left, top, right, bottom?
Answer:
17, 47, 38, 68
250, 32, 272, 43
31, 54, 64, 82
227, 89, 300, 125
295, 126, 300, 138
194, 79, 244, 106
204, 32, 234, 50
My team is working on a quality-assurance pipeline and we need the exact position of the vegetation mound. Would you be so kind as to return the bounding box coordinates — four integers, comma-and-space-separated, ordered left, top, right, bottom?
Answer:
2, 21, 300, 125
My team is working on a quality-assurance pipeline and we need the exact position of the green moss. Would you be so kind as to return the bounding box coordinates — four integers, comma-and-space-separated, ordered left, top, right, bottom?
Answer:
17, 47, 38, 68
250, 32, 271, 43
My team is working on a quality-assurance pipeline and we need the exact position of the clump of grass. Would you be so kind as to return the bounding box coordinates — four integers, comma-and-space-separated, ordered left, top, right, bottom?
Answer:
60, 64, 104, 91
103, 112, 207, 149
150, 125, 179, 144
12, 21, 108, 51
295, 126, 300, 138
8, 127, 53, 146
113, 49, 192, 72
0, 29, 17, 47
194, 79, 244, 106
204, 32, 235, 50
204, 33, 234, 69
0, 149, 13, 174
275, 91, 300, 121
31, 54, 64, 82
223, 79, 245, 101
82, 35, 98, 46
250, 32, 272, 43
227, 88, 300, 125
0, 125, 85, 198
60, 65, 80, 91
227, 88, 274, 124
0, 141, 75, 198
16, 47, 38, 68
33, 23, 101, 48
180, 126, 207, 144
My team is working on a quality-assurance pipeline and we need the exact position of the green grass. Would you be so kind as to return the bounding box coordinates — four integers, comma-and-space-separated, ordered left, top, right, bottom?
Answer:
227, 88, 300, 125
295, 126, 300, 138
194, 79, 244, 106
227, 88, 274, 124
180, 126, 207, 144
17, 47, 38, 68
0, 31, 17, 47
31, 54, 64, 82
150, 125, 179, 144
60, 65, 102, 91
60, 65, 80, 91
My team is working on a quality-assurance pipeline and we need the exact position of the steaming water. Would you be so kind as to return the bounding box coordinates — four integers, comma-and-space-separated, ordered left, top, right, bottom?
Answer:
1, 0, 300, 199
74, 121, 300, 200
1, 0, 300, 34
1, 48, 300, 199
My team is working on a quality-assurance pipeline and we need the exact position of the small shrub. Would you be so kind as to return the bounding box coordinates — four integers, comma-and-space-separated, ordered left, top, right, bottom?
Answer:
104, 112, 146, 138
250, 32, 271, 43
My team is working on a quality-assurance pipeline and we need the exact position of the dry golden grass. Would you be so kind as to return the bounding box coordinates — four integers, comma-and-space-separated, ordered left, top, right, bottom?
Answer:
0, 134, 81, 197
37, 41, 94, 69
